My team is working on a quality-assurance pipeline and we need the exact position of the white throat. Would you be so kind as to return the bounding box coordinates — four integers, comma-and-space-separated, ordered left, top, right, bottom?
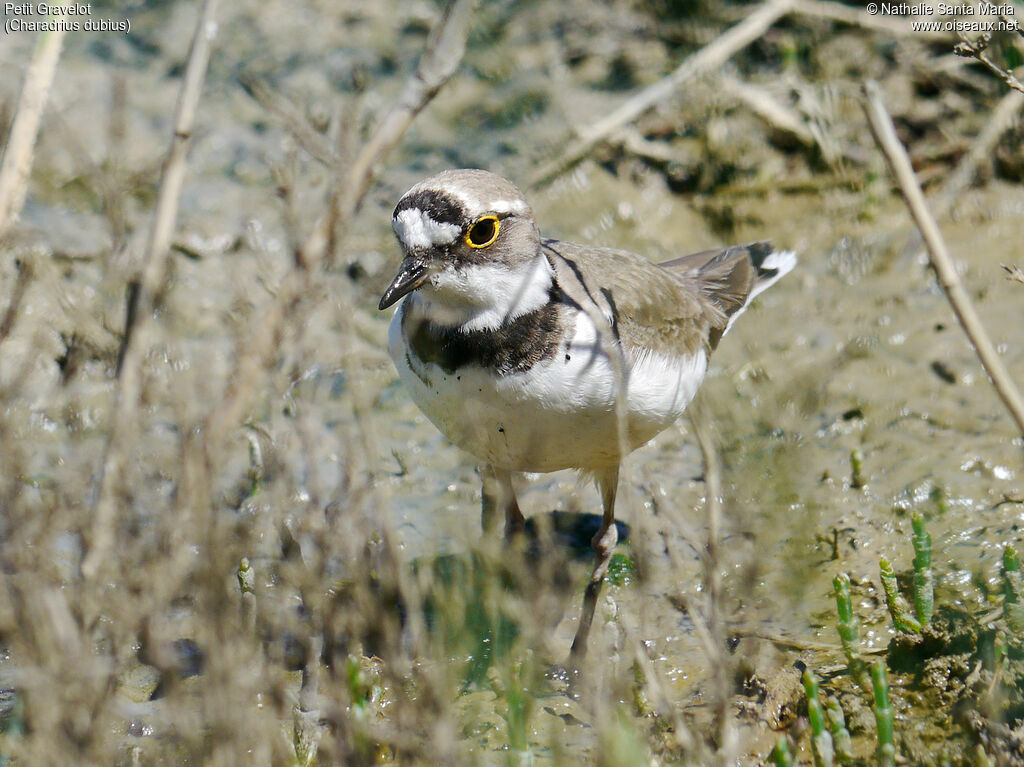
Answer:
410, 254, 554, 332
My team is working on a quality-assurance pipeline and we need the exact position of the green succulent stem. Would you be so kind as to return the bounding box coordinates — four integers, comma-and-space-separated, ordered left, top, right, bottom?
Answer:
771, 736, 793, 767
237, 556, 254, 595
879, 557, 922, 633
1002, 545, 1024, 635
910, 513, 934, 626
974, 744, 996, 767
871, 661, 896, 767
850, 448, 865, 489
803, 670, 834, 767
833, 573, 870, 690
825, 700, 853, 764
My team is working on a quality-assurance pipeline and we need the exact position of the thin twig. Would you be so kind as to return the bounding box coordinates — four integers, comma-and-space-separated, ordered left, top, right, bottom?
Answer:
82, 0, 222, 579
0, 257, 33, 348
0, 24, 67, 237
954, 32, 1024, 96
740, 629, 888, 654
1003, 264, 1024, 286
527, 0, 796, 187
863, 81, 1024, 439
237, 74, 340, 168
1004, 14, 1024, 43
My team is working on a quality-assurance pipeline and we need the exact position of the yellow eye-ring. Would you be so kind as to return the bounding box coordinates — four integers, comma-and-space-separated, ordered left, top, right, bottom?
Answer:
465, 215, 500, 248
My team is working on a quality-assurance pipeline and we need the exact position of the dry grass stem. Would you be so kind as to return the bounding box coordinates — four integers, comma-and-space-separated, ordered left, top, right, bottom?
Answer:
719, 73, 869, 168
83, 0, 222, 578
0, 24, 67, 237
528, 0, 796, 187
0, 256, 33, 348
863, 80, 1024, 438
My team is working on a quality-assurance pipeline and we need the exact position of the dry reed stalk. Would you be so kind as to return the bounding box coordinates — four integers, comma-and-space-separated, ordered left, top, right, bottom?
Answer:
863, 81, 1024, 439
238, 74, 339, 168
527, 0, 796, 187
0, 24, 67, 237
82, 0, 222, 579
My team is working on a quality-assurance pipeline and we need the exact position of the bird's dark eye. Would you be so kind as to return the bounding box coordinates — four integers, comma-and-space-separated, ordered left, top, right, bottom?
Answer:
465, 216, 500, 248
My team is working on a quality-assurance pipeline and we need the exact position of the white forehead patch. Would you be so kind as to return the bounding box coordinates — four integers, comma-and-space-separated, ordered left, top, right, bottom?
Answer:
489, 198, 529, 216
393, 208, 460, 250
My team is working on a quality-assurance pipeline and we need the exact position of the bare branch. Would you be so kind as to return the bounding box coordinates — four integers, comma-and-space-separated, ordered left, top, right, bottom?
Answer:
954, 32, 1024, 95
863, 81, 1024, 439
298, 0, 477, 270
1003, 13, 1024, 43
83, 0, 222, 579
0, 24, 67, 236
0, 256, 33, 349
722, 73, 817, 148
238, 73, 340, 168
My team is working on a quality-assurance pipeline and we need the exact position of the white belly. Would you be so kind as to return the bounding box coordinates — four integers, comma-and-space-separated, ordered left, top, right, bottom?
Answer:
388, 303, 707, 472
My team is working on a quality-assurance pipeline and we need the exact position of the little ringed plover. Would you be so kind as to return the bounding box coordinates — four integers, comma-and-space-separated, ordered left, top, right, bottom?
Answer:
379, 169, 796, 660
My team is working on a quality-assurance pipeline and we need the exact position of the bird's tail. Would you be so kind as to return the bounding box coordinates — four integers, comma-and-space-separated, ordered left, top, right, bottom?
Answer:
659, 241, 797, 347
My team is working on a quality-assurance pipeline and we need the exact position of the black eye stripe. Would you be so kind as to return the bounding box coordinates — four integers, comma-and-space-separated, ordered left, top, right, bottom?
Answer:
393, 190, 465, 227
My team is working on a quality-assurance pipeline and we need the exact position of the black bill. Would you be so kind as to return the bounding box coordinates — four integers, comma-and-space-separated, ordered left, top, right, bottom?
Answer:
378, 257, 429, 310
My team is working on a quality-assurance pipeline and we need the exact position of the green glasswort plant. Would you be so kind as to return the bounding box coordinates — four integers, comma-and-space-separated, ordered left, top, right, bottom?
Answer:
879, 558, 921, 633
824, 699, 853, 765
1002, 545, 1024, 636
770, 736, 793, 767
492, 656, 535, 757
911, 513, 934, 626
871, 661, 896, 767
833, 573, 869, 690
849, 448, 865, 489
803, 669, 834, 767
879, 513, 934, 633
